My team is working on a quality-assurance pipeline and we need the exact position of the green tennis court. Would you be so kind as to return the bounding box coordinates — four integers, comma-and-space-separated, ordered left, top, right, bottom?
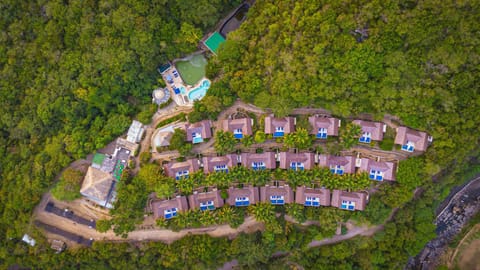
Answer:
204, 32, 226, 54
175, 54, 207, 86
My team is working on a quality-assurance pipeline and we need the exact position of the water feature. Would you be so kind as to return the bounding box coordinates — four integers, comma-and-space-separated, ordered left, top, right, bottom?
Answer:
188, 79, 211, 101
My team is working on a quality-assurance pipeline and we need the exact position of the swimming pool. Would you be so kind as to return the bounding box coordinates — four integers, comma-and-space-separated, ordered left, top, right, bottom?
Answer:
188, 79, 210, 101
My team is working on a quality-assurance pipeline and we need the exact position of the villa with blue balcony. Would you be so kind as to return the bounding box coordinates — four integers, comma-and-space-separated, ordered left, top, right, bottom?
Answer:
150, 196, 189, 220
308, 116, 340, 139
221, 118, 253, 139
188, 189, 224, 211
295, 186, 331, 207
331, 190, 367, 211
185, 120, 212, 144
318, 155, 356, 175
352, 120, 385, 143
394, 126, 430, 152
264, 116, 295, 138
226, 185, 259, 207
163, 158, 200, 180
202, 155, 237, 174
240, 152, 277, 170
260, 182, 294, 205
359, 158, 396, 181
279, 152, 315, 171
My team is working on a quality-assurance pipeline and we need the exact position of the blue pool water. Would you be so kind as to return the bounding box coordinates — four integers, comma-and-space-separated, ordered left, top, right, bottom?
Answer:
188, 79, 210, 101
180, 86, 186, 94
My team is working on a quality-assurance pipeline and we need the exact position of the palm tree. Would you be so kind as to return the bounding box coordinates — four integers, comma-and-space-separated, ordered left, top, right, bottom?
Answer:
294, 127, 313, 149
249, 203, 275, 223
241, 135, 254, 148
283, 133, 296, 148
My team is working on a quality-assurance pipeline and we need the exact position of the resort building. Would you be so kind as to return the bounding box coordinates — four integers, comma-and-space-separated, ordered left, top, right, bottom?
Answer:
308, 116, 340, 139
188, 189, 224, 211
220, 118, 253, 139
153, 131, 173, 148
260, 182, 294, 205
331, 190, 367, 211
264, 116, 295, 137
295, 186, 331, 207
226, 185, 260, 207
185, 120, 212, 144
240, 152, 277, 170
359, 158, 396, 181
352, 120, 385, 143
163, 159, 200, 180
80, 167, 116, 209
279, 152, 315, 171
318, 155, 357, 175
151, 196, 189, 220
202, 155, 237, 174
152, 88, 171, 105
394, 126, 429, 152
115, 138, 138, 156
126, 120, 145, 143
80, 146, 130, 208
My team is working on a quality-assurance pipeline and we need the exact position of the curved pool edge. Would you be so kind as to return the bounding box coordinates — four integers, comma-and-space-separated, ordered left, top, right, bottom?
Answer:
187, 79, 211, 101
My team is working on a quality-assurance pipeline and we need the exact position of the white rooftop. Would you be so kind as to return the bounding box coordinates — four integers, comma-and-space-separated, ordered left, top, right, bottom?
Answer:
126, 120, 145, 143
22, 234, 36, 246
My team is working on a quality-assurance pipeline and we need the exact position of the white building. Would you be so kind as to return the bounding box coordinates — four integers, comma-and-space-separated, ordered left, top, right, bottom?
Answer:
126, 120, 145, 143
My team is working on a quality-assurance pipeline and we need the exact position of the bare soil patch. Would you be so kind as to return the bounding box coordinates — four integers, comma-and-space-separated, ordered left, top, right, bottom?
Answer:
457, 239, 480, 270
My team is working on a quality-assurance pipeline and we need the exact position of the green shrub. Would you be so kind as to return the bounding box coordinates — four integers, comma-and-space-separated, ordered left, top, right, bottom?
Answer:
51, 168, 84, 201
379, 138, 394, 151
156, 113, 187, 128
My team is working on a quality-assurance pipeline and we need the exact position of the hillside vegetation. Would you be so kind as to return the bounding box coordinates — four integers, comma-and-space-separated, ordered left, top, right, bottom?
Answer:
202, 0, 480, 170
0, 0, 239, 264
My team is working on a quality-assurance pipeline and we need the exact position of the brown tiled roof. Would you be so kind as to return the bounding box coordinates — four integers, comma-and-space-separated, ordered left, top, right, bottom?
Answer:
221, 118, 253, 136
151, 196, 189, 219
318, 155, 356, 174
331, 189, 367, 211
260, 183, 294, 203
352, 120, 384, 141
80, 167, 115, 204
295, 186, 331, 206
188, 189, 224, 210
308, 116, 340, 136
264, 116, 295, 134
240, 152, 277, 169
185, 120, 212, 141
359, 158, 396, 181
394, 126, 429, 152
226, 186, 260, 206
279, 152, 315, 170
202, 155, 237, 174
163, 159, 200, 178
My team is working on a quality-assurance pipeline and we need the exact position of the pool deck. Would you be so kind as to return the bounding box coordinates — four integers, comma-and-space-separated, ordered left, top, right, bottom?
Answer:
161, 65, 208, 107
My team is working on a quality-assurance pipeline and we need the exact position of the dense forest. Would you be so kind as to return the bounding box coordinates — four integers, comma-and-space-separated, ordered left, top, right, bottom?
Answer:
0, 0, 240, 267
202, 0, 480, 170
1, 0, 480, 269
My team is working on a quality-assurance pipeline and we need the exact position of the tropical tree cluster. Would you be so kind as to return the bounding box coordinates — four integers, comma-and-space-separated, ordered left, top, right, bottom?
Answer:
51, 168, 85, 201
157, 206, 245, 231
202, 0, 480, 173
283, 127, 313, 150
173, 166, 372, 196
0, 0, 241, 252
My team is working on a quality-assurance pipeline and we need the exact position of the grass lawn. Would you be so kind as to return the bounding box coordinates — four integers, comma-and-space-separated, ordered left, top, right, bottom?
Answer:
175, 54, 207, 86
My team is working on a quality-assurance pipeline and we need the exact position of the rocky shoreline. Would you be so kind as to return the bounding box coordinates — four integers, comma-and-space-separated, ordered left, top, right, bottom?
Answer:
406, 176, 480, 269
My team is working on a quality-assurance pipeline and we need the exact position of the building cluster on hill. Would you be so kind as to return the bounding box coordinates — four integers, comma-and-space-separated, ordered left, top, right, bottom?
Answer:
79, 114, 432, 220
151, 183, 367, 220
150, 115, 431, 220
80, 121, 144, 208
